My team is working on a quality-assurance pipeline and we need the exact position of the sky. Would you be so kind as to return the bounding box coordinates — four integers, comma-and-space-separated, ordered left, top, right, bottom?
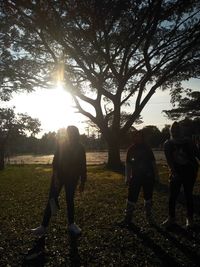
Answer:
2, 78, 199, 138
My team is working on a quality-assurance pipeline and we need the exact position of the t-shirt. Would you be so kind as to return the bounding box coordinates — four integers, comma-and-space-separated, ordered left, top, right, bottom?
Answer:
52, 141, 86, 182
126, 143, 155, 179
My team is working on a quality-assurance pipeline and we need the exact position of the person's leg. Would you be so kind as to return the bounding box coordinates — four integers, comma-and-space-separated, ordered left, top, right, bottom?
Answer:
41, 176, 62, 227
65, 179, 78, 225
31, 176, 62, 235
162, 176, 182, 227
168, 177, 182, 219
143, 179, 154, 222
65, 178, 81, 235
182, 171, 197, 226
124, 177, 141, 223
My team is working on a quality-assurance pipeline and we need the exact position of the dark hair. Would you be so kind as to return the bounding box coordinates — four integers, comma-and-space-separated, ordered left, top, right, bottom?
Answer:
170, 121, 180, 131
170, 121, 181, 138
67, 125, 80, 142
133, 129, 144, 138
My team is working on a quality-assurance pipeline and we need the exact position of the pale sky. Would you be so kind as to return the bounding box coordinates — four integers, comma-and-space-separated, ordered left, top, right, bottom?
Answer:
2, 78, 199, 137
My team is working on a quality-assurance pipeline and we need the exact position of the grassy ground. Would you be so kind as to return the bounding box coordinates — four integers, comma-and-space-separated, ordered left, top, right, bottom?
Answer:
0, 164, 200, 267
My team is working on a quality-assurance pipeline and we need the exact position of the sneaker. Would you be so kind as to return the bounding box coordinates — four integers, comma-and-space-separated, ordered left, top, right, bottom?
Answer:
68, 223, 82, 236
30, 225, 47, 236
49, 198, 59, 216
186, 218, 194, 229
161, 217, 176, 228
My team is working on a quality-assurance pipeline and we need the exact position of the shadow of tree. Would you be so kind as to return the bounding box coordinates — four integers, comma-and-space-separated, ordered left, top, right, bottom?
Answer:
127, 223, 181, 266
152, 224, 200, 267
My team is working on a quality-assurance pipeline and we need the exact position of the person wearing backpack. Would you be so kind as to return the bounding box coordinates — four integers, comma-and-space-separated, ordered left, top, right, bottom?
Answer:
30, 125, 87, 236
162, 121, 199, 229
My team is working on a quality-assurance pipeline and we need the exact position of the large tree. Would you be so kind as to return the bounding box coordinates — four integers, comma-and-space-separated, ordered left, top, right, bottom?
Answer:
0, 107, 41, 170
1, 0, 200, 168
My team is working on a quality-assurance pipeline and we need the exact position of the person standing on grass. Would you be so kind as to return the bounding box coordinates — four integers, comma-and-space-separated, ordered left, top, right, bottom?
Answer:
31, 125, 87, 236
162, 121, 199, 229
121, 130, 159, 226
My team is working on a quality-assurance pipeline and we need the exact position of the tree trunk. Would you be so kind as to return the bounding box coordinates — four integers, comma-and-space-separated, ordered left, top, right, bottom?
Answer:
107, 138, 123, 170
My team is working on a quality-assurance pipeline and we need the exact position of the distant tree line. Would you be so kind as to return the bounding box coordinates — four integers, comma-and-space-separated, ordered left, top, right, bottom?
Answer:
5, 118, 200, 157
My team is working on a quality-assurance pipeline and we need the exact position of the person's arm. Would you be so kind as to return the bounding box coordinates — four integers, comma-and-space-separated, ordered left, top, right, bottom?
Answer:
125, 147, 132, 185
125, 162, 132, 185
79, 146, 87, 192
52, 144, 60, 188
52, 143, 59, 171
149, 147, 160, 182
164, 140, 177, 176
152, 161, 160, 183
192, 140, 200, 162
188, 139, 200, 169
196, 146, 200, 164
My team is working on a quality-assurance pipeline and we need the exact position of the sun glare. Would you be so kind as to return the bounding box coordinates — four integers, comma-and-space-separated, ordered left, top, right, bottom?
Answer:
41, 83, 81, 132
8, 83, 84, 136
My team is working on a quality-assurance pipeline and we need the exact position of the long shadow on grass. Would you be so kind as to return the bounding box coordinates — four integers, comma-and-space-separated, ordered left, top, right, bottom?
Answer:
67, 234, 81, 267
21, 236, 46, 267
128, 223, 182, 267
153, 224, 200, 267
21, 235, 81, 266
155, 182, 200, 215
171, 224, 200, 246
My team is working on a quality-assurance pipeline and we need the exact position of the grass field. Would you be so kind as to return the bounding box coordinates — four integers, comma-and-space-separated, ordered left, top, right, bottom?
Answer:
0, 164, 200, 266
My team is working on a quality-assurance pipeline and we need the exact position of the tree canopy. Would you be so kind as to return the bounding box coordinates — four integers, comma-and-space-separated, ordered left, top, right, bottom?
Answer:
163, 90, 200, 120
1, 0, 200, 167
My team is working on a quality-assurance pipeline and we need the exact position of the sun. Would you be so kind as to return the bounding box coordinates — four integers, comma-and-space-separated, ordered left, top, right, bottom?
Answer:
41, 83, 81, 132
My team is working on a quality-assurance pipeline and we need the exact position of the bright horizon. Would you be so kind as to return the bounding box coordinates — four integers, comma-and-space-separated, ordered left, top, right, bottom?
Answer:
4, 84, 87, 137
2, 78, 199, 138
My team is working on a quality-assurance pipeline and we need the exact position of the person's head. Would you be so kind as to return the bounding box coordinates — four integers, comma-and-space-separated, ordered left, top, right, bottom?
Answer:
66, 125, 80, 144
180, 120, 192, 138
132, 130, 145, 144
170, 121, 181, 139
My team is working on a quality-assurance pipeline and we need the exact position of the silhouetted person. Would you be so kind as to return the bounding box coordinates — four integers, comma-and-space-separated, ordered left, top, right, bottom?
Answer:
31, 125, 87, 236
162, 121, 199, 229
122, 130, 159, 226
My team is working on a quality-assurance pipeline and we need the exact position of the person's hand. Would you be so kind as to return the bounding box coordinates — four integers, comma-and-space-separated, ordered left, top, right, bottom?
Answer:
52, 172, 60, 189
79, 182, 85, 194
171, 173, 179, 181
125, 176, 131, 186
170, 170, 180, 181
